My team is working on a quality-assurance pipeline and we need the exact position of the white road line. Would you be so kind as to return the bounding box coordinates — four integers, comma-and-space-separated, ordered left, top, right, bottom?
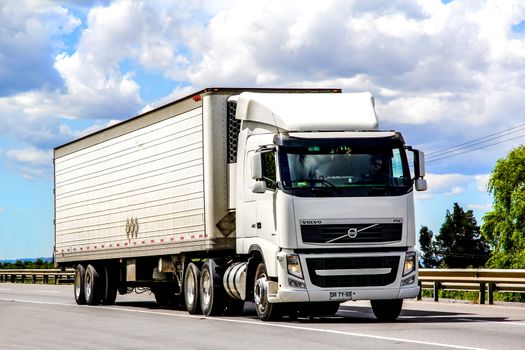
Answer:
0, 288, 12, 291
35, 291, 60, 294
0, 298, 487, 350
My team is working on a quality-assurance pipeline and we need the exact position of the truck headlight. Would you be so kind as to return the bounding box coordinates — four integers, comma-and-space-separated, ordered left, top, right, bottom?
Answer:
287, 254, 303, 279
403, 251, 416, 276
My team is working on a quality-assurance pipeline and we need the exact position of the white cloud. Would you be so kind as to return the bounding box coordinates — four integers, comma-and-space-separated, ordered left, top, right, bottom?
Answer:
475, 174, 491, 192
467, 203, 493, 211
1, 0, 525, 183
7, 147, 52, 166
446, 186, 464, 196
417, 172, 491, 201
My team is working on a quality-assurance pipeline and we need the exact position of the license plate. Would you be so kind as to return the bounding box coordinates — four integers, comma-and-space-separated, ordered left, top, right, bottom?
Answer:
329, 291, 353, 301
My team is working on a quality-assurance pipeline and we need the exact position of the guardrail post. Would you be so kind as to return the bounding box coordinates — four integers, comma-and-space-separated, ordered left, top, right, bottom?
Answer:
417, 280, 422, 300
479, 282, 486, 304
11, 274, 15, 283
21, 274, 26, 283
433, 281, 440, 302
488, 282, 495, 305
32, 275, 37, 284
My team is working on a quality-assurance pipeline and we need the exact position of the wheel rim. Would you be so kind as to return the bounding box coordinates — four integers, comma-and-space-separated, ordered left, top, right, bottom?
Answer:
85, 271, 92, 299
74, 270, 81, 299
254, 273, 268, 314
202, 269, 212, 308
186, 270, 195, 305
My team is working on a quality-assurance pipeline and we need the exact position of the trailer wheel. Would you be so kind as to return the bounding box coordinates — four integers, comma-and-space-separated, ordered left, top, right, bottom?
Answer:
74, 264, 86, 305
200, 260, 225, 316
254, 262, 282, 321
184, 262, 201, 314
371, 299, 403, 321
102, 264, 117, 305
84, 264, 102, 306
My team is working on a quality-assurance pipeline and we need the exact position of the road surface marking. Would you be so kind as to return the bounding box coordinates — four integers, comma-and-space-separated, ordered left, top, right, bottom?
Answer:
0, 297, 487, 350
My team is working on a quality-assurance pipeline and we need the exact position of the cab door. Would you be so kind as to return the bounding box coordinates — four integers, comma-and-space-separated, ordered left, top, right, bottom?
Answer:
254, 148, 278, 246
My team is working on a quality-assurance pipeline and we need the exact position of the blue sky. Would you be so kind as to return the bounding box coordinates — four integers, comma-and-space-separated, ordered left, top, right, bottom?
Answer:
1, 0, 525, 259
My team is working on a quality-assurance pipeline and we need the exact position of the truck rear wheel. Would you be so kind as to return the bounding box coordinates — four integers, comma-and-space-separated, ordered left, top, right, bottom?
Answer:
102, 264, 117, 305
184, 262, 201, 314
74, 264, 86, 305
371, 299, 403, 321
200, 260, 225, 316
84, 264, 102, 306
254, 263, 282, 321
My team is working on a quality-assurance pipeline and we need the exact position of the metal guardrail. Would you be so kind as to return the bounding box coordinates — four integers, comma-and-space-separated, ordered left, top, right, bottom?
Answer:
0, 269, 75, 284
418, 268, 525, 304
2, 268, 525, 304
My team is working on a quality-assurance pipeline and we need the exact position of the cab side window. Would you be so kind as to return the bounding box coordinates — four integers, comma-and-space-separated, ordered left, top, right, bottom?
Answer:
261, 151, 277, 190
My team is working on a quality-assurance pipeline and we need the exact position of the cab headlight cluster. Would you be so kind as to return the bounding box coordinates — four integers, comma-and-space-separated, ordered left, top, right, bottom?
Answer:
287, 254, 303, 279
403, 251, 416, 276
401, 251, 417, 287
285, 254, 305, 288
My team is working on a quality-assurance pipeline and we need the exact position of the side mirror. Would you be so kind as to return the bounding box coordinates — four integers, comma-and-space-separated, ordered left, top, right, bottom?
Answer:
414, 150, 426, 178
251, 152, 262, 180
252, 180, 266, 193
407, 147, 427, 192
415, 178, 427, 191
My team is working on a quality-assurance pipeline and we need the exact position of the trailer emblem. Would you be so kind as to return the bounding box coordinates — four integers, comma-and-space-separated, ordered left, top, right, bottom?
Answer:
126, 217, 139, 239
347, 228, 358, 239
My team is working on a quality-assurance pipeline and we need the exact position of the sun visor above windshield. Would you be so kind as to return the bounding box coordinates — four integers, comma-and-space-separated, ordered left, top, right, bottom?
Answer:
235, 92, 379, 132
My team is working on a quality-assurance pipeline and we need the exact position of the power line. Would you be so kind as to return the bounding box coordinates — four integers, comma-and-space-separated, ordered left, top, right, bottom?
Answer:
426, 123, 525, 157
426, 133, 525, 163
424, 123, 525, 164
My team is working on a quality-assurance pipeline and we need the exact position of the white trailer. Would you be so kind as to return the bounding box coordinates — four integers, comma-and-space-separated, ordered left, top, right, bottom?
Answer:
54, 87, 427, 320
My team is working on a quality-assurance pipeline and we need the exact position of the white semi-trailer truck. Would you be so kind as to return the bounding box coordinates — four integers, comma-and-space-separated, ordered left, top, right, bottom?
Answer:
54, 87, 427, 321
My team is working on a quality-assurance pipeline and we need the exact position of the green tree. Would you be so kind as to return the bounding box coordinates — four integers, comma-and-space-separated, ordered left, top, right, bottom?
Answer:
481, 146, 525, 268
419, 226, 438, 268
435, 202, 490, 268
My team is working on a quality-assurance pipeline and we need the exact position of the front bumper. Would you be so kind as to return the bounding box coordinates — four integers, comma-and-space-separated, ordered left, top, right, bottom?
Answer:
269, 250, 419, 303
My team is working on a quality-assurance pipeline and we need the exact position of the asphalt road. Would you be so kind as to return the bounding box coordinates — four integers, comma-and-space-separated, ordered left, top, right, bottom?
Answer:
1, 284, 524, 350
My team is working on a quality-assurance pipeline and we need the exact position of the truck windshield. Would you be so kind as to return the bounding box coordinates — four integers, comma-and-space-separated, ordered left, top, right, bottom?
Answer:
278, 137, 412, 197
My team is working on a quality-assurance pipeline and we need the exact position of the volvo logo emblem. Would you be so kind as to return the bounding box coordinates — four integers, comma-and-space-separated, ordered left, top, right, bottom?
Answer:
347, 228, 358, 239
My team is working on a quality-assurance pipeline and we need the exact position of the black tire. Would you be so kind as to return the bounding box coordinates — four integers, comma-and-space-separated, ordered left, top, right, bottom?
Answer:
84, 264, 102, 306
74, 264, 86, 305
371, 299, 403, 321
184, 262, 201, 314
200, 260, 225, 316
223, 297, 245, 316
254, 263, 282, 321
102, 264, 117, 305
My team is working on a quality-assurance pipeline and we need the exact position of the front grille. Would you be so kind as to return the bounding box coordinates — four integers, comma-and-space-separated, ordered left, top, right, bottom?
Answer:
306, 256, 400, 288
301, 223, 402, 244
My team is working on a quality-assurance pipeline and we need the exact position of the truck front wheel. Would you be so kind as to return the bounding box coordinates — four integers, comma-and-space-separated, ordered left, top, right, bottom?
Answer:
371, 299, 403, 321
254, 263, 282, 321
